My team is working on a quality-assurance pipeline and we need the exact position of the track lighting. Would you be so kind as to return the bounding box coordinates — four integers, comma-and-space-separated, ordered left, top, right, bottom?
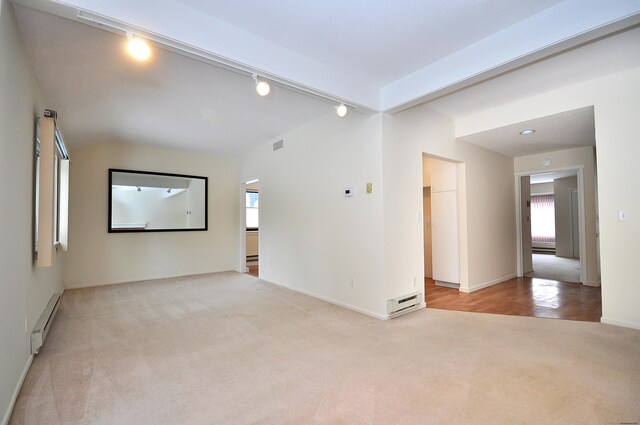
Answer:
127, 35, 151, 61
137, 186, 141, 192
78, 14, 366, 115
253, 74, 271, 96
167, 188, 172, 193
336, 103, 348, 118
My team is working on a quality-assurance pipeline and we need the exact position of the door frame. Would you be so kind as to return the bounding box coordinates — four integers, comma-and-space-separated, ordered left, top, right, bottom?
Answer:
514, 165, 586, 284
239, 178, 260, 274
421, 153, 469, 292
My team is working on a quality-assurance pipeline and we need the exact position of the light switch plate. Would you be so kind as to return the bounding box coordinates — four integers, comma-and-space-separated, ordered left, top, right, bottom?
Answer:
618, 210, 629, 221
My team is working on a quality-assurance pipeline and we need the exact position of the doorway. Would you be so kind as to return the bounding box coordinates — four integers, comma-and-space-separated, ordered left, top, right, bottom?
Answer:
422, 154, 463, 294
517, 169, 584, 284
244, 179, 259, 277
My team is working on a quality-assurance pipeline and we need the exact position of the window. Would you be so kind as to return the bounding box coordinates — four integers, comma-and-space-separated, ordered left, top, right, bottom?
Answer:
35, 110, 69, 267
531, 194, 555, 242
246, 191, 259, 230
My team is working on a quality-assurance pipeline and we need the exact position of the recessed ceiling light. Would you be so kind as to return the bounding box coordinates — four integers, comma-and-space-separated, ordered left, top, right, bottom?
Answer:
519, 129, 535, 136
127, 37, 151, 61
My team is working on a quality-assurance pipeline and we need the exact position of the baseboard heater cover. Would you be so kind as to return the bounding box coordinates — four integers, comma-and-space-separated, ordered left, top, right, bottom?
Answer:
31, 293, 61, 355
435, 280, 460, 289
387, 292, 422, 318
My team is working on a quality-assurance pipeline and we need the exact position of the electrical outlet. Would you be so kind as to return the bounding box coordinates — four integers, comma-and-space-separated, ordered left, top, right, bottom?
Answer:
413, 277, 417, 287
350, 278, 356, 287
151, 259, 157, 265
24, 317, 28, 334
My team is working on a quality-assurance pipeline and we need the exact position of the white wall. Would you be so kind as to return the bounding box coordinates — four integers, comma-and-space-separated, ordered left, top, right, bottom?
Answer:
422, 187, 432, 278
531, 182, 554, 194
0, 1, 64, 422
239, 112, 386, 317
246, 232, 259, 257
186, 179, 206, 228
554, 176, 578, 258
520, 176, 533, 273
457, 67, 640, 328
382, 106, 516, 296
64, 142, 238, 288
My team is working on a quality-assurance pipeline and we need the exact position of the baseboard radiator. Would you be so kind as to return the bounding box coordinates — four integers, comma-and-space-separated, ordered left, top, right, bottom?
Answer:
30, 293, 61, 355
387, 292, 422, 318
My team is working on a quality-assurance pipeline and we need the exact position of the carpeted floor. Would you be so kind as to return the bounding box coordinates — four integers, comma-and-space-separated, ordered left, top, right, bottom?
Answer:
526, 253, 581, 283
9, 272, 640, 425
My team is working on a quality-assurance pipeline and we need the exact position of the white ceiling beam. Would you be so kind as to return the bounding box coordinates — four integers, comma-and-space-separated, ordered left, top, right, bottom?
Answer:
380, 0, 640, 112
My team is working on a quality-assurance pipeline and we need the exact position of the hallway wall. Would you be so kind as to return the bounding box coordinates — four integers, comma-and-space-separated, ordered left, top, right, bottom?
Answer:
382, 106, 516, 298
554, 176, 578, 258
239, 112, 386, 317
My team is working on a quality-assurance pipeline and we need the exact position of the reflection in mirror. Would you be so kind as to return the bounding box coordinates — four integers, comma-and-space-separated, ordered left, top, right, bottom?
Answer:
109, 169, 208, 232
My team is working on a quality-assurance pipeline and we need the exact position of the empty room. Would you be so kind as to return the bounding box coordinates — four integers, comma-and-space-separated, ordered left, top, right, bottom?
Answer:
1, 1, 639, 424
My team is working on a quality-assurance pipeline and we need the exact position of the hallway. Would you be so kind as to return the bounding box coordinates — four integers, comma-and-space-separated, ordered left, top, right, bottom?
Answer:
526, 253, 581, 283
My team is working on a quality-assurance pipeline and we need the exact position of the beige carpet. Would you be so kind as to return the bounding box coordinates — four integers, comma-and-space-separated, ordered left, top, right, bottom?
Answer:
9, 272, 640, 425
526, 253, 581, 283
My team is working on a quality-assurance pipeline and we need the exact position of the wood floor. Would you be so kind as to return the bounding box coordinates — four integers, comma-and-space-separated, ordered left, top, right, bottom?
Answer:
246, 264, 600, 322
246, 264, 259, 277
425, 277, 602, 322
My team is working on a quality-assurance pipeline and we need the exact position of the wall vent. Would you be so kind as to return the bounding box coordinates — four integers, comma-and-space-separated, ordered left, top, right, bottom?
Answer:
31, 293, 61, 355
387, 292, 422, 318
273, 139, 284, 151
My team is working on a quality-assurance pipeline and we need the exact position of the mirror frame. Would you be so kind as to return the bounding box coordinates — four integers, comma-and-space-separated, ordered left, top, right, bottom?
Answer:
108, 168, 208, 233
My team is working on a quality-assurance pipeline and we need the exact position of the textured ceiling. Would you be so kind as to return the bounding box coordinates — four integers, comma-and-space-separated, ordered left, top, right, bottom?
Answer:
14, 5, 333, 155
11, 1, 639, 158
174, 0, 564, 87
14, 0, 639, 111
458, 107, 595, 158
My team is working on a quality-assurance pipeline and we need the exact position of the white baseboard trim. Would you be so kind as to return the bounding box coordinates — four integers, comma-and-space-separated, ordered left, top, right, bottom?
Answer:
1, 355, 33, 425
64, 270, 233, 290
584, 280, 601, 287
260, 278, 389, 320
601, 317, 640, 330
461, 274, 517, 293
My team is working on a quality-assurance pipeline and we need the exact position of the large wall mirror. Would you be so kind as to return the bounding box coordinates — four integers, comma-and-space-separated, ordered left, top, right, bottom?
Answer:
109, 169, 208, 232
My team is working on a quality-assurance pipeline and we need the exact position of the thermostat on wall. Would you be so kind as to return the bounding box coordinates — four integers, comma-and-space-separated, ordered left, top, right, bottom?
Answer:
344, 187, 354, 197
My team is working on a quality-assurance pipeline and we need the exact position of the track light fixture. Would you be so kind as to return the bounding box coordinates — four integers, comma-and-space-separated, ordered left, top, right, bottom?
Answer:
127, 34, 151, 61
78, 14, 365, 116
336, 103, 348, 118
253, 74, 271, 97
